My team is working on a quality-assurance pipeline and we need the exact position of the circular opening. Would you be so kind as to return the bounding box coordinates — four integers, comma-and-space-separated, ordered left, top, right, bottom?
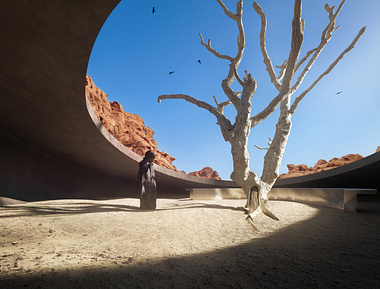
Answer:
86, 0, 380, 181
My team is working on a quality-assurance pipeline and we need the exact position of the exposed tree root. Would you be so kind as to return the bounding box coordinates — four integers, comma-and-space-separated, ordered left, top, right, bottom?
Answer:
262, 208, 280, 221
245, 186, 279, 225
261, 201, 280, 221
245, 201, 279, 232
246, 215, 260, 232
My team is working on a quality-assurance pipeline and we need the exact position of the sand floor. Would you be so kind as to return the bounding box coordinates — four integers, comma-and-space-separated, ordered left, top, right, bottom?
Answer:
0, 197, 379, 288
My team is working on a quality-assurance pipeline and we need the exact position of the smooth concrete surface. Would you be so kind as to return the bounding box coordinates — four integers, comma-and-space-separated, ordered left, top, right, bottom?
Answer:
188, 187, 377, 212
0, 128, 139, 201
269, 188, 377, 212
187, 188, 246, 200
0, 1, 379, 202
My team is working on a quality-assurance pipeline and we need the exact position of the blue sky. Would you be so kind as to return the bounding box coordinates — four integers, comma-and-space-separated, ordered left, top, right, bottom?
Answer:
87, 0, 380, 180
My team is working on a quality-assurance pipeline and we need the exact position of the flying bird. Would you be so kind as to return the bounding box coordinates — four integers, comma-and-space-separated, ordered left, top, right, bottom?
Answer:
169, 71, 175, 75
335, 91, 343, 95
198, 59, 201, 64
152, 7, 156, 14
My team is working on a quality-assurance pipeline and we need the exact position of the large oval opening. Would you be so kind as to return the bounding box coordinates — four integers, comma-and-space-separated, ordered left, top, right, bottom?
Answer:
86, 0, 380, 184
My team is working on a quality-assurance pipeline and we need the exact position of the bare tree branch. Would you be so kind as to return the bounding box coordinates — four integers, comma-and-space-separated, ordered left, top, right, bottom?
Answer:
289, 26, 366, 115
213, 0, 245, 63
322, 1, 345, 39
254, 145, 268, 150
240, 71, 258, 105
250, 91, 287, 127
199, 33, 233, 62
255, 137, 272, 150
280, 0, 304, 93
291, 0, 345, 93
233, 65, 245, 87
253, 2, 281, 91
213, 95, 232, 114
250, 0, 303, 128
324, 3, 335, 17
158, 94, 234, 140
216, 0, 238, 20
200, 0, 247, 110
233, 0, 245, 62
221, 67, 244, 109
294, 48, 317, 72
199, 31, 241, 107
275, 60, 288, 81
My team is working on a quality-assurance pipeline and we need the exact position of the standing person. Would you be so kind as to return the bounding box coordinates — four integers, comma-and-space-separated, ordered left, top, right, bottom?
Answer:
137, 151, 157, 209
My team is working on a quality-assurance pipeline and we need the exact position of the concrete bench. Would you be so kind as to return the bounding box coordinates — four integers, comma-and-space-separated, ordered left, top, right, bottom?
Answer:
186, 187, 377, 212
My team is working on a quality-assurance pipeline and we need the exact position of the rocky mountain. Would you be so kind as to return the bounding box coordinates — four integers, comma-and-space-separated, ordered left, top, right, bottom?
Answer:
278, 151, 377, 179
85, 75, 221, 180
188, 167, 221, 180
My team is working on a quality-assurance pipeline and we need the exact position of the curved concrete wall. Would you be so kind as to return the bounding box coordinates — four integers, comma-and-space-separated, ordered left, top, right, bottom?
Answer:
274, 151, 380, 192
0, 0, 127, 200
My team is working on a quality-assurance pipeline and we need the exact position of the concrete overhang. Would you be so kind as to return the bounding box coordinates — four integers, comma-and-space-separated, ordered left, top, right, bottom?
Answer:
0, 0, 378, 201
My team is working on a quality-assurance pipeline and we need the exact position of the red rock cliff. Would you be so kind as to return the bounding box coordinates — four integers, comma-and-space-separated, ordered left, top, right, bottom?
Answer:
85, 75, 221, 180
189, 167, 221, 180
279, 153, 365, 179
86, 75, 177, 171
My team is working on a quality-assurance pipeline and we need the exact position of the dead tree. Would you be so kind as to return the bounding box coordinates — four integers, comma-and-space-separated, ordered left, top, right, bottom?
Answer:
158, 0, 365, 230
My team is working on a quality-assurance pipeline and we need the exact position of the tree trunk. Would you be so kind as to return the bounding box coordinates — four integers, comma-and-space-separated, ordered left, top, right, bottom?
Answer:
157, 0, 365, 231
246, 186, 259, 213
229, 133, 262, 214
262, 96, 292, 188
229, 104, 285, 224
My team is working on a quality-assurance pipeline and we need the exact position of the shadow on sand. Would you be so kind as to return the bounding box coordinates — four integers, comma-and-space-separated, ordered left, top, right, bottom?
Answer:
0, 198, 246, 219
0, 200, 379, 288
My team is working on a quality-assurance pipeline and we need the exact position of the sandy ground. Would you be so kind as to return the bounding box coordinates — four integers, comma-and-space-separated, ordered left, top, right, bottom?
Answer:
0, 197, 379, 289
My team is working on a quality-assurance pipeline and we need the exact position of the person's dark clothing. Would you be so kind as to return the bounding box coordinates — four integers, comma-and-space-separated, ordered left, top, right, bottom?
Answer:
137, 151, 157, 209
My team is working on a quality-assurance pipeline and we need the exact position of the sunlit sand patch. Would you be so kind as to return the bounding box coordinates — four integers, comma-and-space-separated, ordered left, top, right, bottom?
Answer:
0, 198, 319, 275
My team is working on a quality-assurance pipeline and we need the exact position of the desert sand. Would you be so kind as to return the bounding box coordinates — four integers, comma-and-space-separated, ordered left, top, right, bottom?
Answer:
0, 197, 379, 288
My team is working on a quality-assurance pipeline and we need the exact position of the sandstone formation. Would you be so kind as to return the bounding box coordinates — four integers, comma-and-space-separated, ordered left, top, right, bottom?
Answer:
85, 75, 221, 179
86, 75, 177, 171
189, 167, 221, 180
280, 145, 380, 179
279, 153, 364, 179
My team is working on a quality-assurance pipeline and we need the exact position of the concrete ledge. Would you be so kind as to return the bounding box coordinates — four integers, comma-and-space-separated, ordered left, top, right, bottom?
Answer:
269, 188, 377, 212
0, 197, 27, 206
186, 188, 246, 200
187, 187, 377, 212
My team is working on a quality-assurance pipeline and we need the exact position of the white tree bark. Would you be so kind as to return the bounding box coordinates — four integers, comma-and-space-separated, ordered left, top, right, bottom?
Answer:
158, 0, 365, 231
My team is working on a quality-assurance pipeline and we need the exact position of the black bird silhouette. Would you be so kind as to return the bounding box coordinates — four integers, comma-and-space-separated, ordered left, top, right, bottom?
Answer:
169, 71, 175, 75
335, 91, 343, 95
152, 7, 156, 14
198, 59, 201, 64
